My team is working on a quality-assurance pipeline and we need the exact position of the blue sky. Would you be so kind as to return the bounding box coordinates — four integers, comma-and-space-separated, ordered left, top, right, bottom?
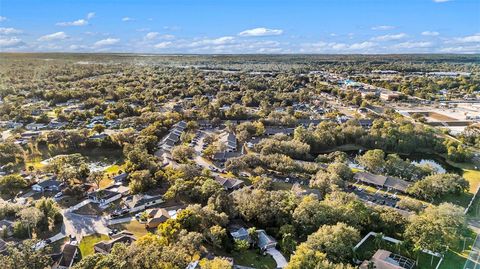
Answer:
0, 0, 479, 53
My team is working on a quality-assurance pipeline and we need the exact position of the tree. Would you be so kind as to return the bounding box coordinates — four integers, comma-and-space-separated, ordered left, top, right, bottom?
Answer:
199, 257, 233, 269
293, 195, 331, 238
129, 169, 156, 194
207, 225, 227, 249
88, 171, 104, 190
171, 145, 195, 163
234, 239, 250, 251
0, 239, 52, 269
356, 149, 386, 174
92, 124, 106, 134
35, 197, 62, 231
327, 162, 353, 180
17, 207, 44, 238
286, 243, 355, 269
309, 171, 343, 198
405, 203, 466, 253
0, 174, 27, 197
408, 173, 469, 201
301, 223, 360, 263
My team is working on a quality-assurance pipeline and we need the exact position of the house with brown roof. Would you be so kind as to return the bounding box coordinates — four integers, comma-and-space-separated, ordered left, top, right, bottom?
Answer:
52, 242, 79, 269
354, 172, 411, 193
360, 249, 415, 269
94, 231, 136, 254
144, 206, 183, 229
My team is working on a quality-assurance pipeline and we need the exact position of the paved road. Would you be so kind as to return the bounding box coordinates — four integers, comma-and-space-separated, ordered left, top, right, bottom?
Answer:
266, 248, 288, 268
62, 210, 109, 240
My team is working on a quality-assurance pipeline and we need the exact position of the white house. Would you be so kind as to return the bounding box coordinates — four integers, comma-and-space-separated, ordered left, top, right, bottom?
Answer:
123, 194, 163, 213
32, 180, 62, 192
88, 189, 122, 207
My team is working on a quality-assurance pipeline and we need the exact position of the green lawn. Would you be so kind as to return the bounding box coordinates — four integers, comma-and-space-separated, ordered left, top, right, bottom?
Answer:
109, 220, 149, 238
231, 249, 277, 269
79, 233, 109, 257
439, 228, 477, 269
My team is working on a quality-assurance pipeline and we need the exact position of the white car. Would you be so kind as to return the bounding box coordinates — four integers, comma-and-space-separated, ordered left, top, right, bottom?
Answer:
54, 192, 63, 199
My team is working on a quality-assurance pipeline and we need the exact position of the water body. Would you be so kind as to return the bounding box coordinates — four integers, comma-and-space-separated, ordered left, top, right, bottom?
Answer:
337, 150, 461, 175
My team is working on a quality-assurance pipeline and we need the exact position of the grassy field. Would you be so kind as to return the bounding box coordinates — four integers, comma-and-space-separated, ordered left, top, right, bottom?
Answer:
231, 249, 277, 269
79, 233, 109, 257
439, 229, 477, 269
109, 220, 149, 238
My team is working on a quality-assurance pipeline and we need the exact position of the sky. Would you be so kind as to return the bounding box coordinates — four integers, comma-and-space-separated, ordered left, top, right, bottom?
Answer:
0, 0, 479, 54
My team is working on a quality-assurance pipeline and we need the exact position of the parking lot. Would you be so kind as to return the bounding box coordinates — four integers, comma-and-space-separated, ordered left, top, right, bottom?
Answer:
347, 185, 399, 208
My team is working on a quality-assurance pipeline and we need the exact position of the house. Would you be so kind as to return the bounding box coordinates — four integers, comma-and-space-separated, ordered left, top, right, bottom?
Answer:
296, 119, 322, 127
25, 123, 47, 131
264, 127, 294, 136
380, 92, 401, 101
358, 119, 374, 129
360, 249, 415, 269
88, 189, 122, 207
32, 179, 62, 192
159, 121, 187, 151
212, 151, 239, 162
230, 227, 250, 242
21, 131, 41, 139
94, 232, 136, 254
0, 220, 13, 237
354, 172, 411, 193
52, 242, 79, 269
0, 239, 6, 254
198, 120, 213, 129
123, 194, 164, 213
144, 206, 181, 229
106, 183, 130, 197
113, 173, 128, 182
88, 133, 109, 140
215, 177, 244, 191
219, 132, 237, 152
256, 230, 277, 251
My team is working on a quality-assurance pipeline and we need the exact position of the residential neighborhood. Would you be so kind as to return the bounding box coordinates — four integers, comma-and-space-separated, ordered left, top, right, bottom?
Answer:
0, 3, 480, 267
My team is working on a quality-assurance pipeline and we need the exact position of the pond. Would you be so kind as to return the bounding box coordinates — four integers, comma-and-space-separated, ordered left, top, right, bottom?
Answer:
332, 150, 462, 175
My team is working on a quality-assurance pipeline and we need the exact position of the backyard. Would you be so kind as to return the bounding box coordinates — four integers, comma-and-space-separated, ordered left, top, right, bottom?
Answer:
78, 233, 109, 257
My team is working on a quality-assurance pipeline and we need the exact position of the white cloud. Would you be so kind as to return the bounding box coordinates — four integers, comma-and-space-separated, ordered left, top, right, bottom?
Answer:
372, 33, 407, 41
0, 37, 24, 48
0, 16, 6, 22
302, 41, 377, 53
190, 36, 235, 47
421, 31, 439, 36
145, 32, 159, 40
371, 25, 395, 31
454, 34, 480, 43
122, 17, 133, 22
38, 32, 68, 41
439, 44, 480, 53
0, 27, 23, 35
433, 0, 452, 2
160, 34, 175, 40
87, 12, 95, 20
93, 38, 120, 47
57, 19, 88, 27
349, 41, 377, 50
393, 41, 433, 49
238, 27, 283, 37
154, 41, 172, 49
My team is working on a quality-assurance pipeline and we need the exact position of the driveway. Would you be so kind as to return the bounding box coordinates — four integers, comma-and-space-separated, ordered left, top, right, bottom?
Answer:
266, 248, 288, 268
62, 211, 109, 240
